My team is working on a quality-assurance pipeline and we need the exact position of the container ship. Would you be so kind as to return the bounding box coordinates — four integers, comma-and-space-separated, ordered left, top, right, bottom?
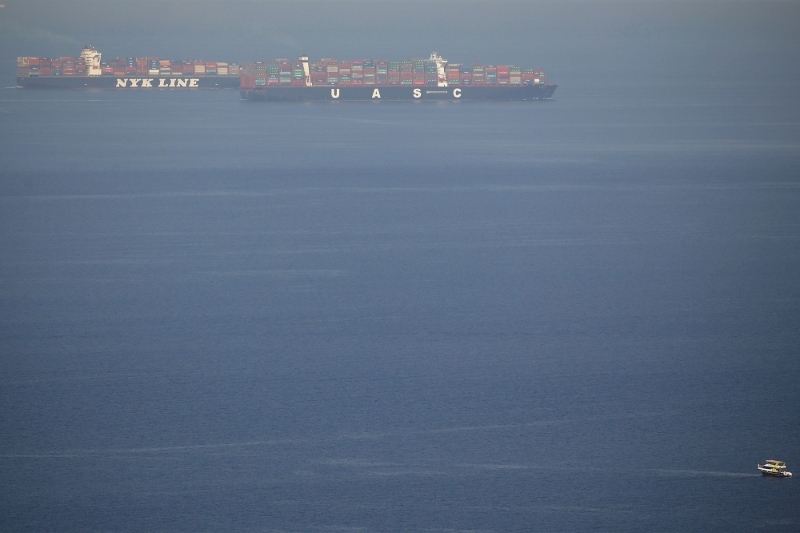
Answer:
240, 53, 557, 101
16, 46, 240, 89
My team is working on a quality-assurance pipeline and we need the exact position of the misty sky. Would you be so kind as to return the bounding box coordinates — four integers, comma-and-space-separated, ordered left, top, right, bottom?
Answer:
2, 0, 800, 87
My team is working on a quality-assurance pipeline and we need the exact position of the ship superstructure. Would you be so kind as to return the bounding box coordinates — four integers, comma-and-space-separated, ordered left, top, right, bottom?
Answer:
78, 46, 102, 77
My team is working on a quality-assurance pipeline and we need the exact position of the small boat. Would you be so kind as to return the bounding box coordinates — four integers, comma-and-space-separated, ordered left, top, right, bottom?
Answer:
758, 459, 792, 478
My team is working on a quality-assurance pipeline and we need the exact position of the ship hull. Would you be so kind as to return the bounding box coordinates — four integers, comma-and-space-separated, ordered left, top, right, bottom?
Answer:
16, 76, 240, 89
760, 471, 792, 478
241, 84, 557, 102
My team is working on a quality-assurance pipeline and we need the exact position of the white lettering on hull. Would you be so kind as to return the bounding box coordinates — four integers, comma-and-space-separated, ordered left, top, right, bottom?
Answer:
117, 78, 199, 88
453, 88, 462, 98
413, 88, 422, 99
372, 89, 381, 99
331, 88, 340, 99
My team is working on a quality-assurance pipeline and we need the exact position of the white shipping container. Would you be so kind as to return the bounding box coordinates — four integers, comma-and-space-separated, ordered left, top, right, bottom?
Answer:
194, 65, 206, 74
217, 68, 228, 75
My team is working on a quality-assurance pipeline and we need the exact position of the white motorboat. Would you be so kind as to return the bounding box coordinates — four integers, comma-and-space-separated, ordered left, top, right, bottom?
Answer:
758, 459, 792, 478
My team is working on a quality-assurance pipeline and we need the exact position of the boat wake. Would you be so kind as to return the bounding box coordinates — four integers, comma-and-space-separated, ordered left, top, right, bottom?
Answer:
647, 468, 758, 478
460, 464, 758, 478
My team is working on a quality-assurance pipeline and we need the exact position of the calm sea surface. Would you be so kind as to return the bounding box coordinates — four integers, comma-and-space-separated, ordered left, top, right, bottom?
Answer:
1, 76, 799, 532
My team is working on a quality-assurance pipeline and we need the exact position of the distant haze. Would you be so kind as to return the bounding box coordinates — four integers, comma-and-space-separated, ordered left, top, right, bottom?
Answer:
2, 0, 800, 87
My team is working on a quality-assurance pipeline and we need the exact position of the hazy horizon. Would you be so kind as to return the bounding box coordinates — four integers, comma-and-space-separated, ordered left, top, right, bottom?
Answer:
2, 0, 800, 86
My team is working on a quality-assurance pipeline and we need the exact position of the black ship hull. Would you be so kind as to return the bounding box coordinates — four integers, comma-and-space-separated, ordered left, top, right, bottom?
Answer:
241, 84, 557, 102
16, 76, 240, 89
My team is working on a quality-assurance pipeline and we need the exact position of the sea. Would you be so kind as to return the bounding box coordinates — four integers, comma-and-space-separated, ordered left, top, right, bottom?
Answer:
2, 24, 800, 533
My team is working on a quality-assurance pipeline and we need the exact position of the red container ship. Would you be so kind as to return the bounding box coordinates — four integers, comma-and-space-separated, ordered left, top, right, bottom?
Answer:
240, 53, 557, 101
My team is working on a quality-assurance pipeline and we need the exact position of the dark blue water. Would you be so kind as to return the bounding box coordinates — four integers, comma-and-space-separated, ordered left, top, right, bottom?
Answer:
1, 74, 799, 531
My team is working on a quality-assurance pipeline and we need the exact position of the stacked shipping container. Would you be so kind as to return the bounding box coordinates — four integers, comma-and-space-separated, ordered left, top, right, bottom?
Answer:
242, 56, 548, 90
17, 55, 240, 79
